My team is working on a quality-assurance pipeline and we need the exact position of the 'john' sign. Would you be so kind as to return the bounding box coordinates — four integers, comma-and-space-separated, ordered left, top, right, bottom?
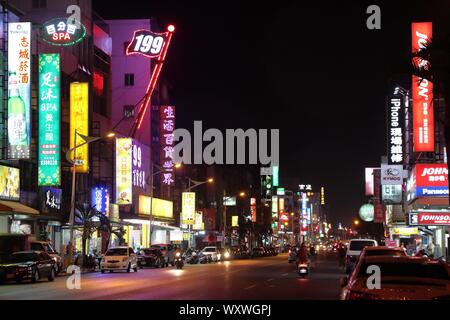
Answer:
414, 163, 448, 197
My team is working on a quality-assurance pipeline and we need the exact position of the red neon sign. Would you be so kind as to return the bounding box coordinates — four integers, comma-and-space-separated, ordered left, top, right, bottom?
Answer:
412, 22, 434, 152
128, 25, 175, 136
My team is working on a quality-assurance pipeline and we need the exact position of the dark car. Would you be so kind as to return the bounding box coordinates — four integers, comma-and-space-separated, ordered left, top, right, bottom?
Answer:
138, 248, 166, 268
0, 251, 56, 284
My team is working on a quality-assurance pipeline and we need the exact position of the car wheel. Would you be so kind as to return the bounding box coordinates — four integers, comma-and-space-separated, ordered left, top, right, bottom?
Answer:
134, 265, 138, 272
31, 269, 40, 283
127, 263, 131, 273
101, 270, 105, 274
48, 268, 56, 281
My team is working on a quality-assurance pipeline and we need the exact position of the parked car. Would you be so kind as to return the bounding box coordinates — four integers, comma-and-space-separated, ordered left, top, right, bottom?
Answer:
100, 247, 138, 273
151, 244, 175, 266
138, 248, 165, 268
340, 256, 450, 300
0, 251, 56, 284
201, 246, 220, 262
345, 239, 378, 274
359, 246, 407, 260
29, 241, 63, 274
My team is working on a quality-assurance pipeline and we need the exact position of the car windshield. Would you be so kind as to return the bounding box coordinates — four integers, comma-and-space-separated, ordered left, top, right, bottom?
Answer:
203, 248, 216, 252
364, 250, 405, 257
105, 248, 127, 256
357, 262, 450, 280
30, 243, 56, 253
142, 249, 158, 255
349, 241, 376, 251
7, 253, 37, 263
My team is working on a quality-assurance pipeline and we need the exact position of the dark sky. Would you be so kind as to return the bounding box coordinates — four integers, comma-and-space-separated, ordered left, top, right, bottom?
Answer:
94, 0, 450, 225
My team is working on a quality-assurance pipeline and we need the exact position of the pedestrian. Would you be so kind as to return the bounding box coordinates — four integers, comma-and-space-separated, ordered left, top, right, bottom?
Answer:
309, 245, 317, 268
426, 242, 435, 258
337, 243, 346, 270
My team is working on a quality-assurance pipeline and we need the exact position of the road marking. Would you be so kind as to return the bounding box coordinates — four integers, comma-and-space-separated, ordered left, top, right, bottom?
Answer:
244, 284, 256, 290
281, 273, 288, 276
267, 278, 274, 282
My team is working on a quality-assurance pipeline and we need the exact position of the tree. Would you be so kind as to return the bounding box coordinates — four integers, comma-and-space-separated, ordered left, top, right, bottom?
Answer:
97, 214, 127, 251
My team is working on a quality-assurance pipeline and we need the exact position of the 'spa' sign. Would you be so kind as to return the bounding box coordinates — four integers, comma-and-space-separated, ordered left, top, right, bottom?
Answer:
42, 18, 86, 46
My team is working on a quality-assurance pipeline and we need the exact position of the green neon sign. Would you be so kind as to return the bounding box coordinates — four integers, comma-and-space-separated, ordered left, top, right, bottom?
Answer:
272, 166, 279, 187
38, 54, 60, 186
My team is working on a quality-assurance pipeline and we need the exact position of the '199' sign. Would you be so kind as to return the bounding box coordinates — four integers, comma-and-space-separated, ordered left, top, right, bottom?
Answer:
126, 30, 167, 58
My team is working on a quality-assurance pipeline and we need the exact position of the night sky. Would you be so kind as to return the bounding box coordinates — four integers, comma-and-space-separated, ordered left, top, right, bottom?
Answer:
94, 0, 450, 225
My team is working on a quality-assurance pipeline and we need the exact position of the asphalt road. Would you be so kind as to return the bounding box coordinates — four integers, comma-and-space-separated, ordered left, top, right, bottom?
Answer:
0, 252, 343, 300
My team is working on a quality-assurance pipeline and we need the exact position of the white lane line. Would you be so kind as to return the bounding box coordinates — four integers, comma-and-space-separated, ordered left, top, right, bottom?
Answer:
267, 278, 274, 282
281, 273, 288, 276
244, 284, 257, 290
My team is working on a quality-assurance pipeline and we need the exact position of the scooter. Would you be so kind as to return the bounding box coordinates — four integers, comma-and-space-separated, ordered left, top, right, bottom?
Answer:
175, 252, 184, 269
297, 261, 309, 278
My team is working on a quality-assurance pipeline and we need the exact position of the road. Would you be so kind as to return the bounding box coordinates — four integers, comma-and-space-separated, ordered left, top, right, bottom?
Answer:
0, 252, 343, 300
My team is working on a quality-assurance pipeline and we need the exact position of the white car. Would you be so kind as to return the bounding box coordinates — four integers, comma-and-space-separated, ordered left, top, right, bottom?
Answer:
100, 247, 138, 273
202, 246, 220, 262
345, 239, 378, 274
340, 256, 450, 300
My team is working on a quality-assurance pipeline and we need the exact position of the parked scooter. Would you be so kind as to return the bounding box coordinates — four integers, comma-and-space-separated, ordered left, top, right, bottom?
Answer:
175, 252, 184, 269
184, 250, 199, 264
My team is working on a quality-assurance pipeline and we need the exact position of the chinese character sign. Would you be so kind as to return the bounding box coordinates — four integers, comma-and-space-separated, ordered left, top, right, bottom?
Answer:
160, 106, 176, 186
8, 22, 31, 159
412, 22, 434, 152
132, 140, 149, 195
42, 187, 62, 212
91, 187, 109, 213
250, 197, 257, 222
116, 138, 133, 205
42, 18, 86, 46
388, 95, 404, 164
70, 82, 89, 173
182, 192, 195, 225
38, 54, 61, 186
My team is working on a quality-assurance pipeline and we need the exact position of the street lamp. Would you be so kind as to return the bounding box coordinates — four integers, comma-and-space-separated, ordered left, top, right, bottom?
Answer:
184, 177, 214, 248
353, 219, 360, 226
66, 130, 115, 264
222, 191, 246, 248
147, 162, 182, 246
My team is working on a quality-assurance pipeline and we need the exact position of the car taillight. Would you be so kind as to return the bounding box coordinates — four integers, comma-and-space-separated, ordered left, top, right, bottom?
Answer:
348, 290, 378, 300
289, 250, 291, 254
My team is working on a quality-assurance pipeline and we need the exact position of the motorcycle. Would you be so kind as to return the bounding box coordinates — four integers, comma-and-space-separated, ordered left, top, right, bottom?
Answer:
297, 261, 309, 278
185, 251, 199, 264
175, 252, 184, 269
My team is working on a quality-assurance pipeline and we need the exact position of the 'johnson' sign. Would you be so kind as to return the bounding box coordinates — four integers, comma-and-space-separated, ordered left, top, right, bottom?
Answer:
418, 212, 450, 225
414, 163, 448, 197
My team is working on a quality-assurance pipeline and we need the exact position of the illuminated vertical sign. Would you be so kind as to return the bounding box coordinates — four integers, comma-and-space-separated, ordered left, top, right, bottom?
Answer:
182, 192, 195, 225
271, 195, 278, 213
38, 54, 60, 186
412, 22, 433, 152
91, 187, 109, 213
8, 22, 31, 159
160, 106, 175, 186
272, 166, 279, 187
116, 138, 133, 204
250, 197, 257, 222
320, 187, 325, 205
70, 82, 89, 172
301, 192, 308, 232
132, 140, 149, 195
388, 95, 404, 164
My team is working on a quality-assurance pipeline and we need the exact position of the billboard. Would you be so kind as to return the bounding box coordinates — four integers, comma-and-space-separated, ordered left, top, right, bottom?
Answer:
417, 212, 450, 225
193, 211, 204, 230
115, 138, 133, 204
223, 196, 236, 206
412, 22, 434, 152
365, 168, 378, 196
160, 106, 175, 186
414, 163, 448, 197
38, 54, 61, 186
388, 95, 404, 164
42, 17, 86, 46
132, 140, 149, 195
382, 185, 403, 203
381, 164, 403, 185
181, 192, 195, 225
70, 82, 89, 172
41, 187, 62, 213
0, 165, 20, 200
138, 195, 173, 219
8, 22, 31, 159
250, 197, 257, 222
91, 187, 109, 214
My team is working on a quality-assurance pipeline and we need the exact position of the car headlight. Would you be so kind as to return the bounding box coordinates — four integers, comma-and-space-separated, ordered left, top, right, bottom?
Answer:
224, 252, 230, 259
175, 252, 181, 257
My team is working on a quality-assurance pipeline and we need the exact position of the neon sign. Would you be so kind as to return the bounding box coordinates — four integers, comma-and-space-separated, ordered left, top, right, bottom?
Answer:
42, 18, 86, 46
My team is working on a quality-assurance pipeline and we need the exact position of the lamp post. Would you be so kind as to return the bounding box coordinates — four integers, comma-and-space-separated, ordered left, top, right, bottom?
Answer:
66, 130, 115, 264
184, 177, 214, 248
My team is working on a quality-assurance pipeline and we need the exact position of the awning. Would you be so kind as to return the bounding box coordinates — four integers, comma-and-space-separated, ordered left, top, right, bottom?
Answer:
0, 200, 39, 215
